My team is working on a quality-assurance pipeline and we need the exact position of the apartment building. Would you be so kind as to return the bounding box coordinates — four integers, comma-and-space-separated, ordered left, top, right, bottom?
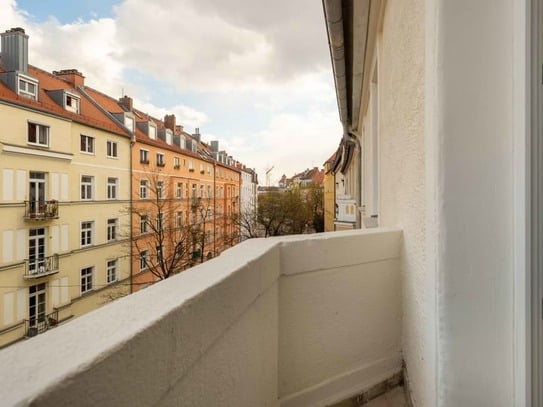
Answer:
80, 87, 242, 290
0, 28, 131, 347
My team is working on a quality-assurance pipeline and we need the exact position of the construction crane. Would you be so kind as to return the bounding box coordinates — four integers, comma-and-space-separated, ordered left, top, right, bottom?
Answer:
265, 166, 274, 187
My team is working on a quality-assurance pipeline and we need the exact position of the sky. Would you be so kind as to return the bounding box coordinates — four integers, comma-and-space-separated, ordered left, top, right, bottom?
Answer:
1, 0, 342, 185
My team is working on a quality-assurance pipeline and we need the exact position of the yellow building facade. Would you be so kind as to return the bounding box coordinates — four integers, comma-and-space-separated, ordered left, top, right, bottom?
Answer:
0, 29, 131, 347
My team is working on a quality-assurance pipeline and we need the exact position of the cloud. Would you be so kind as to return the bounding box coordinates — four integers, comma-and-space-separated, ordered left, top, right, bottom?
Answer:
2, 0, 342, 183
132, 97, 208, 130
113, 0, 330, 92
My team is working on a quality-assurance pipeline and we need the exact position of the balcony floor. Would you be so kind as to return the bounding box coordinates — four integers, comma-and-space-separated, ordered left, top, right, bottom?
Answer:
330, 386, 407, 407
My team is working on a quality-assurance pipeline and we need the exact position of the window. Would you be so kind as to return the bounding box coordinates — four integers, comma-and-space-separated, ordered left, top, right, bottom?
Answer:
81, 221, 94, 247
189, 160, 194, 171
19, 77, 38, 100
200, 185, 204, 198
140, 180, 148, 199
207, 166, 211, 175
80, 135, 95, 154
206, 230, 212, 243
107, 177, 118, 199
81, 266, 93, 294
140, 149, 149, 164
176, 211, 183, 227
125, 116, 135, 132
107, 218, 118, 242
65, 94, 80, 113
176, 182, 182, 199
107, 259, 118, 284
107, 141, 118, 158
28, 283, 46, 326
140, 250, 149, 271
149, 125, 157, 140
157, 181, 164, 199
200, 163, 204, 174
140, 215, 148, 234
156, 153, 165, 167
192, 184, 197, 197
207, 185, 212, 198
81, 175, 94, 200
156, 213, 163, 231
173, 157, 180, 168
27, 122, 49, 146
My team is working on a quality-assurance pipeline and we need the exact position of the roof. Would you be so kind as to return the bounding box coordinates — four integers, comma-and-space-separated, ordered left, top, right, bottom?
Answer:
0, 65, 129, 137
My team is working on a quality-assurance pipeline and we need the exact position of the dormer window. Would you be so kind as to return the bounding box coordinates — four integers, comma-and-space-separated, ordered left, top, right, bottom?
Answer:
125, 115, 135, 133
18, 74, 38, 100
149, 124, 157, 140
65, 93, 80, 114
166, 130, 173, 145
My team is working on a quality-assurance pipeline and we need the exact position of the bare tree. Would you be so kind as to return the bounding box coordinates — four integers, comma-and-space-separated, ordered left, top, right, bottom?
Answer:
131, 168, 194, 283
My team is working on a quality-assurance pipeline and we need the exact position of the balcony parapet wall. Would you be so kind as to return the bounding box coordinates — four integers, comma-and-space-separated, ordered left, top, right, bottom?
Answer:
0, 228, 402, 407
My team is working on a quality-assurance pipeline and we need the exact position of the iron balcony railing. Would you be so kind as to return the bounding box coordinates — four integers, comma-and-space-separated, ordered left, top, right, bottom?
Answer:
24, 200, 59, 220
24, 310, 59, 338
24, 254, 59, 279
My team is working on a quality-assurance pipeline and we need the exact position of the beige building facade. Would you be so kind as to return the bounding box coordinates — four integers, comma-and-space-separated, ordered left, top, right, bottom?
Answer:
0, 28, 131, 347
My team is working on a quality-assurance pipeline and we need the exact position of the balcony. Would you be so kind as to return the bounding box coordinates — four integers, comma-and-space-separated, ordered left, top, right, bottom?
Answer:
24, 310, 59, 338
23, 200, 59, 221
24, 254, 59, 279
0, 229, 404, 406
335, 194, 356, 228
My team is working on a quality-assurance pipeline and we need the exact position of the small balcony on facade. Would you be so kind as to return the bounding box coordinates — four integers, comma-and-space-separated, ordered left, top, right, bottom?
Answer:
24, 310, 59, 338
0, 229, 406, 406
23, 200, 59, 221
23, 254, 59, 279
335, 194, 356, 229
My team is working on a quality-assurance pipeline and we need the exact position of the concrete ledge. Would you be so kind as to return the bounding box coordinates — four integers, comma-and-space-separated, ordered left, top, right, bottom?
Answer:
0, 229, 402, 407
280, 355, 402, 407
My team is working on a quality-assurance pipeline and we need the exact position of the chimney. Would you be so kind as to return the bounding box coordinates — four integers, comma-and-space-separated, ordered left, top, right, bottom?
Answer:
210, 140, 219, 152
53, 69, 85, 87
0, 27, 28, 72
164, 114, 176, 132
175, 124, 184, 134
119, 95, 133, 112
192, 127, 201, 143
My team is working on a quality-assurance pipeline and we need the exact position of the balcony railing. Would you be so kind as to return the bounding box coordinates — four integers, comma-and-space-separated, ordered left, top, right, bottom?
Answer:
24, 254, 59, 279
24, 200, 59, 220
24, 310, 59, 338
0, 229, 402, 406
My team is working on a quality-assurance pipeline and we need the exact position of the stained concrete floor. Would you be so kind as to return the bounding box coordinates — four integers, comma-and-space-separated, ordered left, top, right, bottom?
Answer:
329, 386, 408, 407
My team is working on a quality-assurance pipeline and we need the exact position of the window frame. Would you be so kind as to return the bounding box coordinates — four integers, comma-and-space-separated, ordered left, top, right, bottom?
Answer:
106, 259, 118, 284
18, 75, 38, 100
140, 214, 149, 234
139, 149, 149, 164
156, 152, 165, 167
27, 121, 50, 147
80, 175, 94, 200
80, 221, 94, 247
80, 134, 95, 154
107, 177, 118, 200
107, 218, 118, 242
80, 266, 94, 294
140, 250, 149, 271
139, 180, 149, 199
106, 140, 118, 158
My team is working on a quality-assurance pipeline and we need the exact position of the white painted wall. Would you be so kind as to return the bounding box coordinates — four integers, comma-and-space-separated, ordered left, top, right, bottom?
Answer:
434, 1, 519, 405
0, 229, 402, 407
358, 1, 433, 405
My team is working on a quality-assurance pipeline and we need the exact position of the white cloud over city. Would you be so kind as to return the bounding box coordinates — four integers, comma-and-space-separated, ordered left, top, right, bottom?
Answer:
1, 0, 342, 182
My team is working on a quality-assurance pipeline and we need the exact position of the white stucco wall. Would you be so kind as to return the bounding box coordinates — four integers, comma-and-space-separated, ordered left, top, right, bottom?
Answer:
0, 229, 402, 407
367, 1, 433, 406
434, 1, 521, 405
